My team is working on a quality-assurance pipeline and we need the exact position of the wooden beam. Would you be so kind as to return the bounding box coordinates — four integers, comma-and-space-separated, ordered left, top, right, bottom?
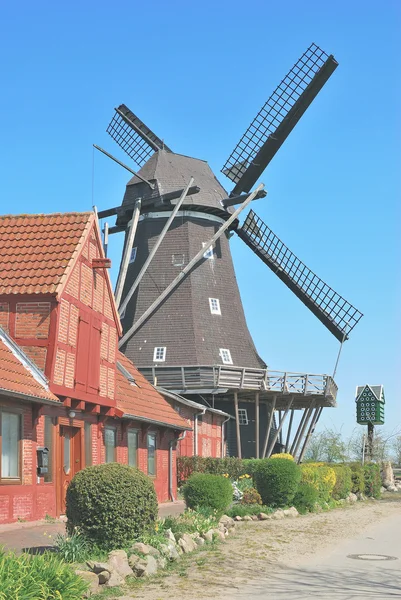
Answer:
87, 404, 100, 414
63, 397, 72, 408
255, 392, 260, 459
72, 400, 85, 411
292, 403, 315, 459
265, 396, 294, 458
234, 392, 242, 459
285, 409, 294, 453
289, 408, 308, 456
298, 407, 322, 464
114, 199, 141, 308
261, 395, 276, 458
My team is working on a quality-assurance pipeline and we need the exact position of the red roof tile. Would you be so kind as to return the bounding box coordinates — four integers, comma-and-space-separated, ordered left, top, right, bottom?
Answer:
116, 352, 189, 430
0, 212, 92, 296
0, 330, 59, 402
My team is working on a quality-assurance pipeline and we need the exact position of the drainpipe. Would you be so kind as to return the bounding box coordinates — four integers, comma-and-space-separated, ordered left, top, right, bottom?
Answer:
194, 408, 206, 456
221, 415, 231, 458
169, 430, 187, 502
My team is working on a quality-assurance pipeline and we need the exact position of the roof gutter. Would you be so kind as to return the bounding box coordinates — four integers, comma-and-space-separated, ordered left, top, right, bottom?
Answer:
0, 389, 61, 406
121, 413, 190, 431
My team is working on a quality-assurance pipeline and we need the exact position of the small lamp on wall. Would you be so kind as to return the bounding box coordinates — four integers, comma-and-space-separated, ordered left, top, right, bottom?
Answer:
68, 410, 76, 419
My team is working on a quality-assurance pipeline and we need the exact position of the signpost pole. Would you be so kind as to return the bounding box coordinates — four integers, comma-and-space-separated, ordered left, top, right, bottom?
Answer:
367, 422, 374, 462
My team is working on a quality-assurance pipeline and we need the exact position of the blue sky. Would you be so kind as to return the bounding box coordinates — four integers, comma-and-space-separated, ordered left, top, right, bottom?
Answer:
1, 1, 399, 438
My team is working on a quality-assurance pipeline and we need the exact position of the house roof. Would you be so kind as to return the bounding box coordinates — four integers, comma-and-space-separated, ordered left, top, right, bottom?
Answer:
356, 385, 385, 403
158, 387, 231, 419
0, 212, 92, 296
0, 326, 59, 403
115, 351, 190, 430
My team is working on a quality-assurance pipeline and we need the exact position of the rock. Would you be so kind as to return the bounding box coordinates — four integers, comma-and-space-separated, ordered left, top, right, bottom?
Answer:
105, 570, 125, 587
195, 536, 205, 546
148, 546, 160, 557
219, 515, 235, 529
131, 555, 158, 577
86, 561, 111, 574
337, 499, 346, 505
356, 492, 366, 501
164, 528, 176, 543
202, 529, 215, 542
130, 542, 151, 555
108, 550, 133, 578
214, 529, 226, 541
387, 484, 398, 492
347, 493, 358, 504
159, 542, 180, 561
284, 507, 299, 517
257, 512, 271, 520
271, 510, 285, 520
157, 556, 167, 569
381, 461, 395, 486
178, 533, 197, 553
314, 503, 323, 513
97, 571, 110, 584
251, 515, 258, 521
75, 570, 99, 597
128, 554, 141, 569
243, 515, 253, 521
234, 515, 242, 521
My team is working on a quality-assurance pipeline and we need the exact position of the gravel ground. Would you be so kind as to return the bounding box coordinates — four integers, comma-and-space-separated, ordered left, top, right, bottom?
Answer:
109, 494, 401, 600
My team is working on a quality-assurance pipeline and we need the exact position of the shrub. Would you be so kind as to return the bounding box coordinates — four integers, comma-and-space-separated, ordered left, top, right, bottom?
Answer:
241, 487, 262, 505
177, 456, 246, 484
364, 463, 381, 498
270, 453, 294, 461
300, 463, 336, 502
0, 548, 89, 599
349, 462, 365, 494
54, 531, 91, 563
226, 504, 273, 518
161, 508, 220, 537
66, 463, 158, 550
293, 481, 318, 514
254, 457, 301, 507
183, 473, 233, 512
331, 464, 353, 500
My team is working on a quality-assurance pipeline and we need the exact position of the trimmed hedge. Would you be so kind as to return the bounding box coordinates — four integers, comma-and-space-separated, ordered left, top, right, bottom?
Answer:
300, 463, 336, 502
177, 456, 246, 484
66, 463, 158, 550
331, 464, 353, 500
349, 462, 365, 494
363, 463, 381, 498
293, 481, 318, 514
183, 473, 233, 511
254, 457, 301, 507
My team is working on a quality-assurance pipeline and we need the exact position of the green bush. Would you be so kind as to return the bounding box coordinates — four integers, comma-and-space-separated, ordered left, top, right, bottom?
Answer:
349, 462, 365, 494
0, 548, 88, 599
364, 463, 381, 498
331, 464, 353, 500
66, 463, 158, 550
300, 463, 336, 502
177, 456, 246, 484
241, 487, 262, 505
183, 473, 233, 512
293, 481, 318, 514
254, 457, 301, 507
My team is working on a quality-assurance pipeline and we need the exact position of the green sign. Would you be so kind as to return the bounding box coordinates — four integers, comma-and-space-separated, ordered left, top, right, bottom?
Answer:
355, 385, 385, 425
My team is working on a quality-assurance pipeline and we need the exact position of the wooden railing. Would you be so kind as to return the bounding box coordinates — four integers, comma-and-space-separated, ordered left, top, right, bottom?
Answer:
139, 365, 338, 400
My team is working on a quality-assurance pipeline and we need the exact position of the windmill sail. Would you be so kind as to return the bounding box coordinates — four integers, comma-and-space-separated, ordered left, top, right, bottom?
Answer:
237, 210, 363, 341
222, 43, 338, 196
107, 104, 172, 168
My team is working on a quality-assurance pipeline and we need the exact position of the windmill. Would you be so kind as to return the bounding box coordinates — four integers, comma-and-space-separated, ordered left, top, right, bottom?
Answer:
97, 43, 363, 461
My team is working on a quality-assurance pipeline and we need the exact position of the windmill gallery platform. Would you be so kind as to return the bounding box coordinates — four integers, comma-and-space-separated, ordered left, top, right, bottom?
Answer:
96, 43, 362, 461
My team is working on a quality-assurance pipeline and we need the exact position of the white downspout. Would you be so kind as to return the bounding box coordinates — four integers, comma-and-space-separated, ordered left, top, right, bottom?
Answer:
169, 430, 187, 502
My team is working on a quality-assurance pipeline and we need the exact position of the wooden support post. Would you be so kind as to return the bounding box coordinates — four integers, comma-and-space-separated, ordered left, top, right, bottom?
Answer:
289, 408, 308, 456
265, 397, 294, 458
367, 421, 374, 462
261, 395, 277, 458
297, 407, 321, 464
278, 410, 283, 446
255, 392, 260, 459
292, 403, 315, 459
285, 409, 294, 453
114, 199, 141, 308
234, 393, 242, 459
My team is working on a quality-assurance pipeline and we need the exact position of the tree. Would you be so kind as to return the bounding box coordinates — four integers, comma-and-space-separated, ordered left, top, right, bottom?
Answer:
304, 429, 347, 463
391, 436, 401, 466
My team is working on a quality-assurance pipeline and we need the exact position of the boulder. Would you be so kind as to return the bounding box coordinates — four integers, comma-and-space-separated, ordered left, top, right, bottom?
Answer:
97, 571, 110, 585
251, 515, 258, 521
243, 515, 253, 522
108, 550, 133, 578
86, 561, 111, 574
271, 510, 285, 520
128, 554, 141, 569
219, 515, 235, 529
284, 507, 299, 517
105, 570, 125, 587
257, 512, 271, 520
234, 515, 242, 521
387, 484, 398, 492
75, 570, 99, 597
202, 529, 215, 542
157, 556, 167, 569
356, 492, 366, 501
195, 536, 205, 546
381, 461, 395, 486
347, 493, 358, 504
164, 528, 176, 543
130, 542, 151, 555
131, 555, 158, 577
178, 533, 197, 554
159, 542, 180, 561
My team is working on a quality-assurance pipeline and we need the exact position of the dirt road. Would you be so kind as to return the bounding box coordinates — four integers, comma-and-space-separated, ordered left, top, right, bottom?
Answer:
121, 495, 401, 600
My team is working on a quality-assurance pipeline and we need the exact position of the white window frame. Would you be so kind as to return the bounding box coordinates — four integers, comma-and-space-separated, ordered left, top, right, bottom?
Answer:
172, 253, 185, 267
238, 408, 249, 425
153, 346, 166, 362
129, 247, 137, 264
219, 348, 233, 365
202, 242, 214, 260
209, 298, 221, 315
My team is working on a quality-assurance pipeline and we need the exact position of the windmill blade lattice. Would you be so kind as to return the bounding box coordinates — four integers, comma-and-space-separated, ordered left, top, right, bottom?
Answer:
222, 43, 338, 195
237, 210, 363, 341
107, 104, 172, 168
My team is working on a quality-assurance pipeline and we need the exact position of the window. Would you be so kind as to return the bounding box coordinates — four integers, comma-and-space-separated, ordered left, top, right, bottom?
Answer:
128, 429, 138, 467
85, 422, 92, 467
172, 253, 185, 267
147, 433, 156, 476
209, 298, 221, 315
238, 409, 249, 425
44, 416, 54, 483
153, 347, 166, 362
129, 247, 137, 264
0, 411, 21, 481
202, 242, 214, 259
219, 348, 233, 365
104, 427, 116, 463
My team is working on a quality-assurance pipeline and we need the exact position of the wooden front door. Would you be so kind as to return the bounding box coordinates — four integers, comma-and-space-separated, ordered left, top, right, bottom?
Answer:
60, 426, 82, 513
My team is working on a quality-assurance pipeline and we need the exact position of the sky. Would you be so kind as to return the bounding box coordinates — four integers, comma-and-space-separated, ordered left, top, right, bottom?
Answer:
0, 1, 399, 439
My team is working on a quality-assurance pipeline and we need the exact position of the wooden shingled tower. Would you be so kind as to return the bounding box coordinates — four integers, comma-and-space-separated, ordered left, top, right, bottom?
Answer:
98, 43, 363, 460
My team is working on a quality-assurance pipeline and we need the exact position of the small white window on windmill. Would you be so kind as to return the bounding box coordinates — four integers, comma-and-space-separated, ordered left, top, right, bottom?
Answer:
202, 242, 214, 260
209, 298, 221, 315
129, 247, 137, 264
219, 348, 233, 365
172, 253, 185, 267
153, 346, 166, 362
238, 408, 249, 425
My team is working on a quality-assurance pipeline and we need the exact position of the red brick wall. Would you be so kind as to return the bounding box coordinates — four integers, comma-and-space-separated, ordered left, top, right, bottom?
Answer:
0, 302, 9, 332
15, 302, 51, 339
